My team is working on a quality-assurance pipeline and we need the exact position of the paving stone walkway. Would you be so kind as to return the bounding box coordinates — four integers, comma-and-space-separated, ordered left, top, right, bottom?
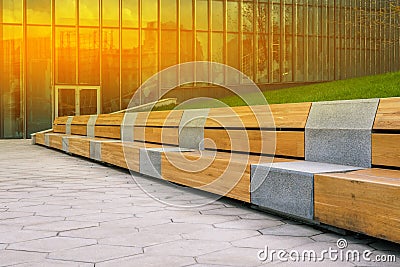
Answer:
0, 140, 399, 267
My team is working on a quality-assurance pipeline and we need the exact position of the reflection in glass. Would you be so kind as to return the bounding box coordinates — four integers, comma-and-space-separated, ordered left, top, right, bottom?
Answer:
26, 26, 52, 136
102, 0, 119, 27
212, 1, 223, 31
227, 1, 239, 32
141, 29, 158, 102
56, 27, 76, 84
227, 33, 239, 84
122, 0, 139, 28
102, 29, 120, 113
1, 25, 23, 138
242, 33, 254, 80
257, 34, 268, 83
2, 0, 23, 23
161, 0, 176, 29
55, 0, 76, 25
79, 0, 99, 26
142, 1, 158, 28
196, 0, 208, 31
196, 32, 208, 61
27, 0, 51, 25
180, 0, 192, 30
80, 89, 97, 115
121, 29, 139, 108
58, 89, 76, 116
79, 28, 100, 84
212, 33, 224, 83
242, 2, 253, 33
161, 30, 177, 87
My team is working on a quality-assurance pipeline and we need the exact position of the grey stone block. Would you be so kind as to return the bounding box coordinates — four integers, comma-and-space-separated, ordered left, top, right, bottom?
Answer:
31, 134, 36, 145
86, 115, 98, 138
44, 134, 50, 146
139, 147, 193, 179
62, 137, 69, 153
65, 116, 73, 135
90, 141, 102, 161
179, 109, 209, 150
251, 161, 362, 220
305, 98, 379, 168
121, 112, 137, 142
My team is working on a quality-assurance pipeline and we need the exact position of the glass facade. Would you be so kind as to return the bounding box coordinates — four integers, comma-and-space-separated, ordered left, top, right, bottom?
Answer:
1, 0, 399, 138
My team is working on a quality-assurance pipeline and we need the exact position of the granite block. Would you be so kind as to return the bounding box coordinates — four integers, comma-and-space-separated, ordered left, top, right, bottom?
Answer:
86, 115, 98, 138
305, 99, 379, 168
251, 161, 362, 220
89, 141, 102, 161
121, 112, 138, 142
65, 116, 73, 135
179, 109, 209, 150
62, 137, 69, 153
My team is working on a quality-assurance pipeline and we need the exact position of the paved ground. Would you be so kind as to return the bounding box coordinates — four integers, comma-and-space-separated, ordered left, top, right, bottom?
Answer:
0, 140, 399, 267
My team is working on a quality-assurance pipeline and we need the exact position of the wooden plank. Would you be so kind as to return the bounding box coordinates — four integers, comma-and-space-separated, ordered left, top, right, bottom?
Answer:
373, 98, 400, 130
205, 103, 311, 129
71, 125, 87, 136
53, 116, 69, 125
101, 142, 160, 172
53, 125, 66, 134
72, 115, 90, 125
314, 169, 400, 243
68, 137, 90, 158
35, 133, 45, 145
134, 126, 179, 145
49, 134, 64, 150
204, 129, 304, 157
161, 151, 294, 203
96, 114, 124, 126
372, 134, 400, 168
135, 110, 183, 127
95, 125, 121, 139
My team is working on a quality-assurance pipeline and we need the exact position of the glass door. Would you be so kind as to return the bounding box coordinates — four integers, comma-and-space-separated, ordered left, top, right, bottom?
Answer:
55, 86, 100, 117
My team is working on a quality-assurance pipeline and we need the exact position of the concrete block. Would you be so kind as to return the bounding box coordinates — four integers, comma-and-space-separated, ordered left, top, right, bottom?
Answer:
31, 134, 36, 145
179, 109, 209, 150
86, 115, 98, 138
121, 112, 137, 142
66, 116, 73, 135
44, 134, 50, 147
139, 147, 193, 179
305, 99, 379, 168
62, 137, 69, 153
251, 161, 362, 220
89, 140, 120, 161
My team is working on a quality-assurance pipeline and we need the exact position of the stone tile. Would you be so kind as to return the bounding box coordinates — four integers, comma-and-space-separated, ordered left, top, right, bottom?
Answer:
139, 222, 213, 235
214, 219, 283, 230
0, 215, 65, 226
60, 225, 138, 239
24, 220, 98, 232
182, 227, 259, 242
260, 224, 323, 237
144, 239, 231, 257
0, 211, 34, 220
67, 212, 134, 223
0, 250, 46, 266
8, 236, 97, 252
197, 247, 264, 267
14, 259, 94, 267
99, 231, 182, 247
201, 207, 254, 216
48, 244, 143, 263
0, 230, 56, 244
231, 235, 314, 250
97, 254, 195, 267
172, 214, 239, 224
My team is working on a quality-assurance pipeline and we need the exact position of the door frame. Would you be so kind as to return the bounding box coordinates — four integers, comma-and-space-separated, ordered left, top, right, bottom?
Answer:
55, 85, 100, 117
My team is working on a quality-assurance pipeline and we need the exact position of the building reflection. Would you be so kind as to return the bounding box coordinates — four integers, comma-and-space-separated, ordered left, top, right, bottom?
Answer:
0, 0, 399, 138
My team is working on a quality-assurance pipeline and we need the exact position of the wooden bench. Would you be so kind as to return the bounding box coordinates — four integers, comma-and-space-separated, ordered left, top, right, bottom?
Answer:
32, 98, 400, 243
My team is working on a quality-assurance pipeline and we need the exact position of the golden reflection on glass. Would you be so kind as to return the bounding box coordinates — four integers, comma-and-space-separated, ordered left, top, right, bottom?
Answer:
180, 0, 192, 30
27, 0, 51, 25
55, 0, 76, 25
196, 32, 208, 61
26, 26, 52, 135
161, 30, 177, 87
102, 28, 120, 113
142, 1, 158, 28
79, 89, 97, 115
55, 27, 76, 84
2, 0, 23, 23
78, 28, 100, 84
212, 0, 223, 31
122, 0, 138, 28
227, 33, 239, 84
79, 0, 99, 26
196, 0, 208, 31
227, 0, 239, 32
242, 33, 254, 80
102, 0, 119, 27
161, 0, 177, 29
242, 1, 253, 33
121, 29, 139, 108
141, 29, 158, 102
212, 32, 224, 83
257, 34, 269, 83
1, 25, 23, 138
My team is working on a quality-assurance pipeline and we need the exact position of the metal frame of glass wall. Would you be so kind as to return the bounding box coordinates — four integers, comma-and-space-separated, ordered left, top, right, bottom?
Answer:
1, 0, 400, 138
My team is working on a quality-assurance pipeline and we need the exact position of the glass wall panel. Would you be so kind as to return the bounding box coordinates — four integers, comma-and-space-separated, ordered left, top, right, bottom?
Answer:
161, 0, 177, 29
180, 0, 193, 30
142, 1, 158, 28
1, 25, 23, 138
196, 0, 209, 31
78, 28, 100, 84
121, 29, 139, 108
212, 0, 223, 31
79, 0, 99, 26
242, 1, 253, 33
161, 30, 177, 87
102, 0, 119, 27
55, 27, 76, 84
180, 31, 194, 63
27, 0, 51, 25
212, 32, 224, 83
257, 34, 268, 83
242, 33, 254, 80
55, 0, 76, 25
227, 33, 239, 84
102, 28, 120, 113
2, 0, 23, 23
227, 0, 239, 32
122, 0, 138, 28
196, 32, 208, 61
26, 26, 52, 136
